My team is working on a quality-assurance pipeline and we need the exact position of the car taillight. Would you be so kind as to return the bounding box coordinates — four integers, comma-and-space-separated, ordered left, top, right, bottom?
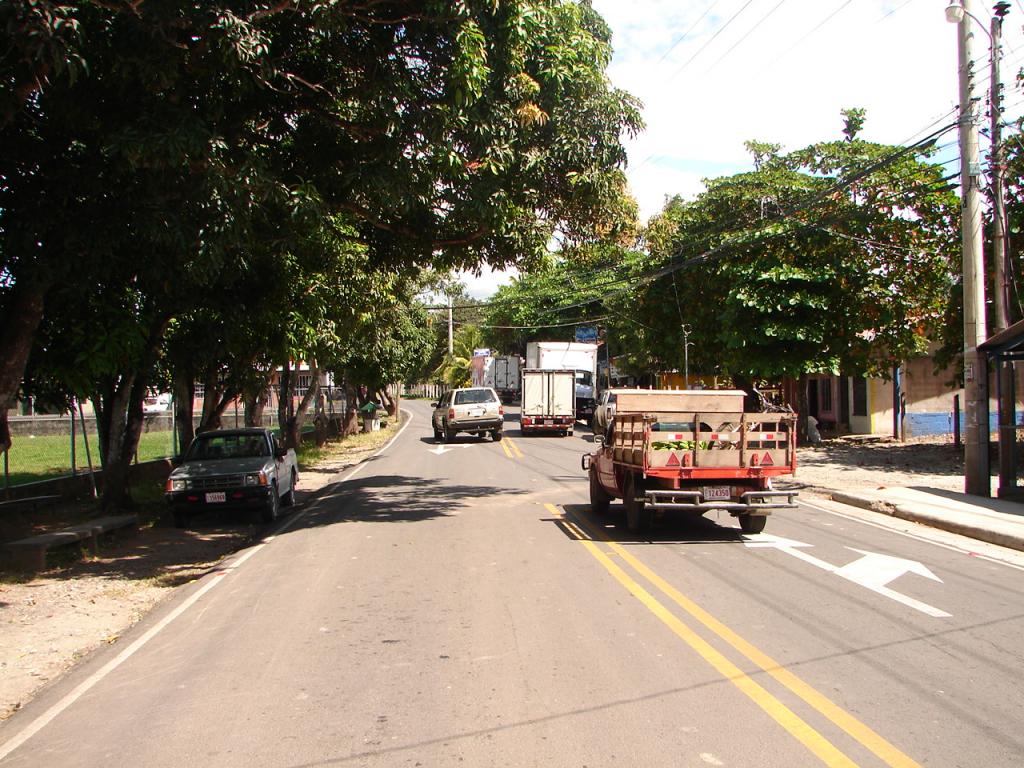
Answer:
448, 408, 455, 420
498, 405, 504, 416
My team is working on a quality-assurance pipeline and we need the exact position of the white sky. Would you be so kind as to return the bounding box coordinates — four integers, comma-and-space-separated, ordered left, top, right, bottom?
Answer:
461, 0, 1024, 298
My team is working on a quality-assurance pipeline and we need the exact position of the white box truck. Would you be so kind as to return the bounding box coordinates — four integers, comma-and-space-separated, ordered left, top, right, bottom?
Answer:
520, 369, 575, 436
525, 341, 599, 421
492, 355, 521, 403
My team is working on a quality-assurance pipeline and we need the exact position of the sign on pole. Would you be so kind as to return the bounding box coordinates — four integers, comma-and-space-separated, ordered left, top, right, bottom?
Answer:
575, 326, 598, 343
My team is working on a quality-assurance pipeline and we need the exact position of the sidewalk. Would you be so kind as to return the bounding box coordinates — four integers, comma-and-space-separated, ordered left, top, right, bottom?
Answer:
829, 486, 1024, 552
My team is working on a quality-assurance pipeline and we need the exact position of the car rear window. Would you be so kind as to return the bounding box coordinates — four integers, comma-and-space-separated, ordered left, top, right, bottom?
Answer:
454, 389, 496, 405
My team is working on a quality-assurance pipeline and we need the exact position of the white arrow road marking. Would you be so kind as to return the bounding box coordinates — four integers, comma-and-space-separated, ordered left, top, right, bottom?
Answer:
428, 444, 475, 455
744, 534, 951, 618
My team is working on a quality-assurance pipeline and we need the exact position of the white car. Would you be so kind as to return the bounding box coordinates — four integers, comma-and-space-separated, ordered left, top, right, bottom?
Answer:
432, 387, 504, 442
143, 392, 172, 413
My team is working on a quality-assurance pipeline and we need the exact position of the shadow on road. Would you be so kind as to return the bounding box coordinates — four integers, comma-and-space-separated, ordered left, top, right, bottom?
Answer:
305, 473, 524, 526
557, 503, 747, 545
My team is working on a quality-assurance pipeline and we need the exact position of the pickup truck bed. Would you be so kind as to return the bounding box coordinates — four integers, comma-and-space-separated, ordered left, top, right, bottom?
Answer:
583, 390, 798, 534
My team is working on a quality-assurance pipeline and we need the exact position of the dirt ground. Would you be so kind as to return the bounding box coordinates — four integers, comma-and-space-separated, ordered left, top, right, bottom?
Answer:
0, 430, 969, 721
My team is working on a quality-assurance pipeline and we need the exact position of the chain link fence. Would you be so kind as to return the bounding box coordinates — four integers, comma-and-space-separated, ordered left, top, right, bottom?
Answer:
2, 384, 354, 493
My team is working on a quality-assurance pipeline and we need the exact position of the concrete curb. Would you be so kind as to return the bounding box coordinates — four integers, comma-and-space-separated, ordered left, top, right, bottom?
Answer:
830, 491, 1024, 553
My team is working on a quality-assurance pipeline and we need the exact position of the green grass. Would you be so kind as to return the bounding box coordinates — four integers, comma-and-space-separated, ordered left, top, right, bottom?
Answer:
2, 430, 176, 488
4, 422, 340, 489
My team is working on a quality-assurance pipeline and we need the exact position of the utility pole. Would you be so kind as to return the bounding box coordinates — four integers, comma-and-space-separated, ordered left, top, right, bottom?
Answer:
953, 0, 991, 496
447, 293, 454, 356
990, 2, 1014, 494
991, 2, 1010, 331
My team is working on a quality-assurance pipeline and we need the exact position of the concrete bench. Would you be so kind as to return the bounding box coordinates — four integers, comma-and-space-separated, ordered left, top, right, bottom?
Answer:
1, 515, 138, 572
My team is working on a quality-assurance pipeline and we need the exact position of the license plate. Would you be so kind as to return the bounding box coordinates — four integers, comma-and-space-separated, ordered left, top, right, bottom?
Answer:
205, 492, 226, 503
703, 486, 731, 501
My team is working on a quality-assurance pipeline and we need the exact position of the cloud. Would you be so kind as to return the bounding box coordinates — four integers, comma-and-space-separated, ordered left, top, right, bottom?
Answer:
592, 0, 1019, 219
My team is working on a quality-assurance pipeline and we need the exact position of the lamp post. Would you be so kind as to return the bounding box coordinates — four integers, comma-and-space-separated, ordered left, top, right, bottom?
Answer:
946, 0, 990, 495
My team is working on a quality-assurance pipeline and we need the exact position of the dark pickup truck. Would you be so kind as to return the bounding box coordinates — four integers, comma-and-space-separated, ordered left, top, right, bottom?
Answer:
165, 428, 298, 528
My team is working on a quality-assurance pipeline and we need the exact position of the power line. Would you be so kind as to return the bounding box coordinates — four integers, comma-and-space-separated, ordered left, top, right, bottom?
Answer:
704, 0, 789, 73
669, 0, 758, 78
874, 0, 917, 24
765, 0, 854, 69
656, 1, 721, 66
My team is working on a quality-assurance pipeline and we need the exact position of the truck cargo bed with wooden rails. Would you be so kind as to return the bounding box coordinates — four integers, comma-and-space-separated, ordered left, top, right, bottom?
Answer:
582, 389, 798, 534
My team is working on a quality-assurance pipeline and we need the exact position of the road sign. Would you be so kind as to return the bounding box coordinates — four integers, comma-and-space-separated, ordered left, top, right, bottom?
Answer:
575, 325, 598, 343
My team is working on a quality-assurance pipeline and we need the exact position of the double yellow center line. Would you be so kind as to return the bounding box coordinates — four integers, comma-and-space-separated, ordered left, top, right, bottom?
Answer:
499, 437, 524, 459
545, 502, 921, 768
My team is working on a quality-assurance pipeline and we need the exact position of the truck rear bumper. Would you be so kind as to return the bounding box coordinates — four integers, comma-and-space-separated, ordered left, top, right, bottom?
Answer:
644, 489, 798, 513
520, 415, 574, 434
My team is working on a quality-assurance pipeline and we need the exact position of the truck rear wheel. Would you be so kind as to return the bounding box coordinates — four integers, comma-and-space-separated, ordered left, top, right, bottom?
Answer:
739, 514, 767, 534
589, 468, 611, 515
624, 474, 651, 534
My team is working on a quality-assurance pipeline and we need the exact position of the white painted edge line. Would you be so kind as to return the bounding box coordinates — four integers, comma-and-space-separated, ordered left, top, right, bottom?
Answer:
0, 407, 416, 759
800, 497, 1024, 573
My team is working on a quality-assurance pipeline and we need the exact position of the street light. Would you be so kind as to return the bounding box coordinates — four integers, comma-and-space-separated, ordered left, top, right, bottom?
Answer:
947, 0, 991, 495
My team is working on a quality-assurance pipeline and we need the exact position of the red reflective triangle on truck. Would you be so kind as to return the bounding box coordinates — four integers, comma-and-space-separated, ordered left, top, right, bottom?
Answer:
761, 452, 774, 466
666, 452, 681, 467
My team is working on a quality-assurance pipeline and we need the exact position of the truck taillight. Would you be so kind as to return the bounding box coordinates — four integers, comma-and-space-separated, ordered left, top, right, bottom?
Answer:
498, 405, 504, 416
448, 408, 455, 420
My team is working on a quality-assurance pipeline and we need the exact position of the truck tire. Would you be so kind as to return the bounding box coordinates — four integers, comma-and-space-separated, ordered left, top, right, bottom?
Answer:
739, 514, 767, 534
282, 470, 297, 507
444, 426, 456, 442
261, 485, 280, 523
589, 468, 611, 515
624, 473, 652, 534
492, 429, 503, 441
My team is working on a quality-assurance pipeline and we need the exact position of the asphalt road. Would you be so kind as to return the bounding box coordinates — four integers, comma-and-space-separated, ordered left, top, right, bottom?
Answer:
2, 400, 1024, 767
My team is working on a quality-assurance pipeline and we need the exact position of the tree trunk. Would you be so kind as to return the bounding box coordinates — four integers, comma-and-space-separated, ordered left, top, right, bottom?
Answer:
243, 367, 273, 427
198, 367, 223, 433
342, 380, 360, 437
0, 411, 10, 456
96, 372, 135, 510
97, 317, 170, 510
730, 374, 759, 412
796, 373, 810, 444
173, 373, 196, 454
281, 361, 320, 449
277, 360, 293, 446
0, 277, 52, 451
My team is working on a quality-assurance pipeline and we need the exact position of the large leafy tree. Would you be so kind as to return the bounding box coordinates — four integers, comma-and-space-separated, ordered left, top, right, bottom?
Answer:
1, 0, 641, 506
608, 128, 958, 401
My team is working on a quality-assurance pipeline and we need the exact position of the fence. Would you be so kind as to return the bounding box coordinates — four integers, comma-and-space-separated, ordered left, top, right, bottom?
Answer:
403, 382, 445, 401
2, 386, 351, 492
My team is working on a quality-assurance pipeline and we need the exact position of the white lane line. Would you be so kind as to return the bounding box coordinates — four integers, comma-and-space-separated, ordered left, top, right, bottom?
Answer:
0, 408, 416, 759
800, 498, 1024, 573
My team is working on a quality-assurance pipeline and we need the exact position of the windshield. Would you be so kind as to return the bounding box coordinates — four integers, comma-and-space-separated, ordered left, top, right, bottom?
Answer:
186, 434, 268, 460
454, 389, 496, 405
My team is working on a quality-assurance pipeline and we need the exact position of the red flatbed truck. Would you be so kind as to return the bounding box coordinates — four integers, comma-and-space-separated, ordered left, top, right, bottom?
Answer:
582, 389, 798, 534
